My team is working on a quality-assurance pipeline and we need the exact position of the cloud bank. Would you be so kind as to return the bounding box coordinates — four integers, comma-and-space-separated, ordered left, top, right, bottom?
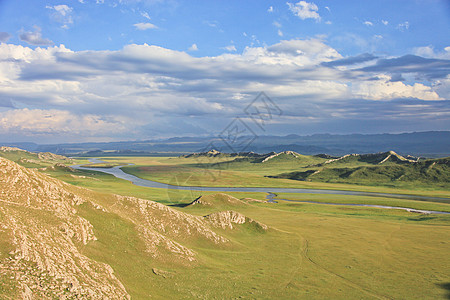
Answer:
0, 39, 448, 142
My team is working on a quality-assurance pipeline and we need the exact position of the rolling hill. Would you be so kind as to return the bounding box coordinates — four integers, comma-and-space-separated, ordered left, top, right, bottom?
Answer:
273, 157, 450, 188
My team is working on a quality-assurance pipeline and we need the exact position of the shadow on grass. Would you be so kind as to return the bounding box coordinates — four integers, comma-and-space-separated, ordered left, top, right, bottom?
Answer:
438, 282, 450, 299
407, 216, 437, 222
168, 203, 191, 208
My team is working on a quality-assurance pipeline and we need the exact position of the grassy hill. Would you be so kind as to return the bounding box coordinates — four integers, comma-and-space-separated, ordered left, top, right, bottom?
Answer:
0, 146, 72, 168
273, 157, 450, 189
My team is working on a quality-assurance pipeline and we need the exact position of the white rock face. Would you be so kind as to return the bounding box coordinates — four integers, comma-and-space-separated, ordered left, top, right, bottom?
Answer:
205, 210, 268, 230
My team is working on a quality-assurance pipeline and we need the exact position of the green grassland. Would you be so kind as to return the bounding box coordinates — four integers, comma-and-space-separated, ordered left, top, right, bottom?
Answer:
2, 150, 450, 298
82, 153, 450, 199
76, 191, 450, 299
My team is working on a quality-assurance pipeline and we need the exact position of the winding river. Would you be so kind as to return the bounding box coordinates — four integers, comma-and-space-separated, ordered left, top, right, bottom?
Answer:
72, 158, 450, 215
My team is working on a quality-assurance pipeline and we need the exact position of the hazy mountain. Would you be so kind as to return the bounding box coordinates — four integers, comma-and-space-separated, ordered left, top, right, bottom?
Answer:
3, 131, 449, 157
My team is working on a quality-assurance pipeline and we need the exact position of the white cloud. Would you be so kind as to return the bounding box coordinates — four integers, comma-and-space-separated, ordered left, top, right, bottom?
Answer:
268, 6, 274, 13
46, 4, 73, 28
273, 21, 282, 28
287, 1, 320, 21
0, 40, 447, 140
222, 45, 237, 52
277, 29, 283, 37
382, 20, 388, 25
19, 27, 53, 46
397, 21, 410, 31
364, 21, 373, 26
133, 22, 158, 30
325, 6, 330, 12
204, 20, 218, 28
188, 43, 198, 51
141, 12, 151, 20
325, 21, 332, 25
0, 108, 125, 135
413, 45, 450, 59
352, 75, 441, 101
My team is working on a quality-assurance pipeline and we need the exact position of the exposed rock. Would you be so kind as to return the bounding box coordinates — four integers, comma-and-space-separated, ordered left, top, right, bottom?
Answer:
0, 146, 30, 153
112, 195, 229, 261
152, 268, 174, 278
242, 198, 267, 203
43, 163, 75, 172
261, 151, 300, 163
205, 210, 268, 231
37, 152, 71, 161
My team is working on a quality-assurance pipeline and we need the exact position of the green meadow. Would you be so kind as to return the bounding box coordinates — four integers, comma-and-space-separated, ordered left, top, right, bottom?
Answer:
14, 152, 450, 298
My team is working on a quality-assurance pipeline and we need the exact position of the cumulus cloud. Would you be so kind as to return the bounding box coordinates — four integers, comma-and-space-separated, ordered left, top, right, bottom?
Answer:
0, 32, 11, 42
382, 20, 388, 25
287, 1, 320, 21
268, 6, 274, 13
413, 45, 450, 59
19, 27, 53, 46
352, 74, 441, 100
0, 108, 126, 135
0, 39, 448, 140
133, 22, 158, 30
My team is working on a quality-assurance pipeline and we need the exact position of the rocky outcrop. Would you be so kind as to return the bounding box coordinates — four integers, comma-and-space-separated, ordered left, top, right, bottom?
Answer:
37, 152, 71, 161
260, 151, 300, 163
0, 146, 30, 152
205, 210, 268, 231
110, 195, 229, 261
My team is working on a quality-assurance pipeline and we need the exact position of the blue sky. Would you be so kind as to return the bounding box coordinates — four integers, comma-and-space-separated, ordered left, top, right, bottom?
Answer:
0, 0, 449, 143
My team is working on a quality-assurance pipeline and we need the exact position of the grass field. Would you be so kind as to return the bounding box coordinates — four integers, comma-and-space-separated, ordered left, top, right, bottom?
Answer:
74, 156, 450, 199
74, 189, 450, 299
33, 155, 449, 298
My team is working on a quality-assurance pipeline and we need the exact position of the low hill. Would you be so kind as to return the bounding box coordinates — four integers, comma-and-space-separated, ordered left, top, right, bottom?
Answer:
205, 210, 268, 231
0, 146, 72, 168
273, 157, 450, 188
314, 151, 418, 167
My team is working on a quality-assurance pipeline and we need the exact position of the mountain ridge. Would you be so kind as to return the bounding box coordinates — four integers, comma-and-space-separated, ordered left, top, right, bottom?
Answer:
4, 131, 449, 157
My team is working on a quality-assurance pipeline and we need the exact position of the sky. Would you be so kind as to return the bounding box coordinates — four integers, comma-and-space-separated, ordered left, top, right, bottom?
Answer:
0, 0, 449, 143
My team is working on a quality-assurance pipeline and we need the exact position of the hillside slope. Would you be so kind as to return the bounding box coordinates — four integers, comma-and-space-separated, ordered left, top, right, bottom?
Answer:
0, 157, 129, 299
0, 157, 233, 299
273, 157, 450, 188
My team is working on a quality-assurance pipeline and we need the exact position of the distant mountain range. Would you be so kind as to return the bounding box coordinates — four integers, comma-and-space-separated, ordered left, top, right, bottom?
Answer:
2, 131, 450, 157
